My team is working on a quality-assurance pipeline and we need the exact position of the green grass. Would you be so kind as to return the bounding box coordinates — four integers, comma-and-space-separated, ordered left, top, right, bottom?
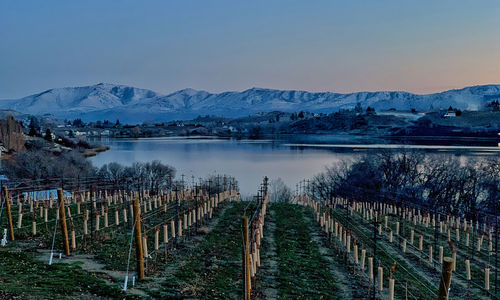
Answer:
151, 201, 252, 299
0, 246, 124, 299
325, 206, 438, 299
273, 203, 339, 299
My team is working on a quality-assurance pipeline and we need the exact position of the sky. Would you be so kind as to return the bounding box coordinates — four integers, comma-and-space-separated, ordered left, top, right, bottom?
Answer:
1, 0, 500, 99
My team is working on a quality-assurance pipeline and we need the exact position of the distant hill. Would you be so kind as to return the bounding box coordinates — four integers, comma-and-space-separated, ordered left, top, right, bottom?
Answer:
1, 83, 499, 123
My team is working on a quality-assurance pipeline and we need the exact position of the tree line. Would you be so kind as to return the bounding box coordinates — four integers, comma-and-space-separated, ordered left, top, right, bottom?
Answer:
308, 151, 500, 220
2, 148, 238, 195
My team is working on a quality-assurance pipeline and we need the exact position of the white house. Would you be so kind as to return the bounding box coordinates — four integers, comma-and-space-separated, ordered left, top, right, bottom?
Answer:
443, 111, 456, 117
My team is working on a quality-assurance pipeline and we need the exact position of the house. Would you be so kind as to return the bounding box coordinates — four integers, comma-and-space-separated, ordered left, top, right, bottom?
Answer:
443, 111, 456, 117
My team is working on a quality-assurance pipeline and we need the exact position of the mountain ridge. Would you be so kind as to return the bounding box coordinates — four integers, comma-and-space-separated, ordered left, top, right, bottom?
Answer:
1, 83, 499, 123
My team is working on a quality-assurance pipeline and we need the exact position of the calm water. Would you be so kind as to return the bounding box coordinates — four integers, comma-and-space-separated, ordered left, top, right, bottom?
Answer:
90, 136, 500, 195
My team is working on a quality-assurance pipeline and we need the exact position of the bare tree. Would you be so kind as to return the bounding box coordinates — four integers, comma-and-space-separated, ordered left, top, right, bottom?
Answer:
269, 177, 292, 203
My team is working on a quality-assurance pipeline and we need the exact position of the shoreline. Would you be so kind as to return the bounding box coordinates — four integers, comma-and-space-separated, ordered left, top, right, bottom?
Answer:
82, 145, 110, 157
89, 133, 500, 148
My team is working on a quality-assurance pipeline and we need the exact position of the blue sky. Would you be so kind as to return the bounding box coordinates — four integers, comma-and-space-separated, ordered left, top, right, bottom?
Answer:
1, 0, 499, 98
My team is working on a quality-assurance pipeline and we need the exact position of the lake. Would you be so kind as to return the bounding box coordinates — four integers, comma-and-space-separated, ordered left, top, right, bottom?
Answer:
90, 136, 500, 196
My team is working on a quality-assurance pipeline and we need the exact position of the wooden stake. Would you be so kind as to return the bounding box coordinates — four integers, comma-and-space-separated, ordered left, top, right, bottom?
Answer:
58, 189, 70, 256
133, 198, 145, 280
242, 216, 251, 300
437, 257, 454, 300
2, 187, 14, 241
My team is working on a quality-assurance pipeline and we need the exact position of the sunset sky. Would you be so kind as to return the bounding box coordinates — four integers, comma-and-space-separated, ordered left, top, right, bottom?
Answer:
1, 0, 499, 98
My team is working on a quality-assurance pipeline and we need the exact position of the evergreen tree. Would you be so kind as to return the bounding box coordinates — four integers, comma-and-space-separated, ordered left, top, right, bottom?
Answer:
44, 128, 52, 142
28, 117, 38, 136
29, 123, 37, 136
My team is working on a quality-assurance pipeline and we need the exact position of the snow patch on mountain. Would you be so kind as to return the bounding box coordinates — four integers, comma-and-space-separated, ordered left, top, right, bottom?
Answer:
0, 83, 499, 123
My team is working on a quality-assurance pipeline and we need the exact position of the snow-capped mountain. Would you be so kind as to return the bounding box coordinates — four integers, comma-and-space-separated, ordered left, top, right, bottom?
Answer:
0, 83, 499, 123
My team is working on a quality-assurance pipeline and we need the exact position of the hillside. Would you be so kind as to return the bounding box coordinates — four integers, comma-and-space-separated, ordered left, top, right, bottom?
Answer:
1, 83, 499, 123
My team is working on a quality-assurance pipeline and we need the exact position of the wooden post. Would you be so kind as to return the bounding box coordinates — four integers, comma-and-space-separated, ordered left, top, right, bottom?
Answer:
437, 257, 454, 300
2, 187, 14, 241
242, 216, 251, 300
58, 189, 70, 256
133, 198, 145, 280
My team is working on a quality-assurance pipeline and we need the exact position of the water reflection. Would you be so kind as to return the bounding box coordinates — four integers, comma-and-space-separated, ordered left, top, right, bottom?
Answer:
90, 136, 500, 195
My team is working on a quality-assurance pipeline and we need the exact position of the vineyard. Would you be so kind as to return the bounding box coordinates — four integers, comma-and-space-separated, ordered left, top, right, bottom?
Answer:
0, 175, 499, 299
